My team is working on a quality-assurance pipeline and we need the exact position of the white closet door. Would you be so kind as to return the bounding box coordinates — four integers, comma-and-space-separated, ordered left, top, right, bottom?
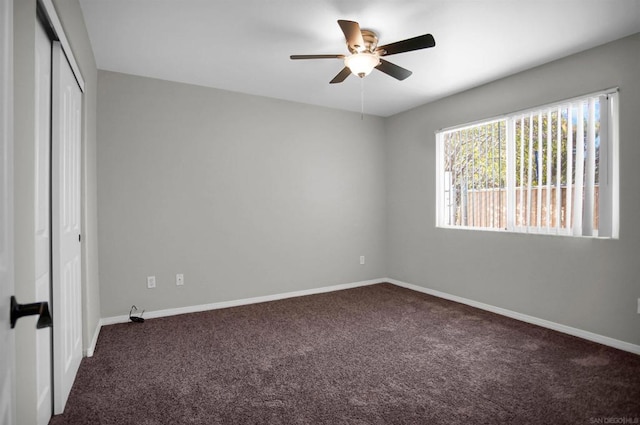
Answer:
0, 0, 15, 423
51, 41, 82, 415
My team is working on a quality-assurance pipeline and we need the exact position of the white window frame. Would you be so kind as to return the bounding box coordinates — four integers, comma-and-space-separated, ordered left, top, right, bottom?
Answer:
436, 89, 619, 239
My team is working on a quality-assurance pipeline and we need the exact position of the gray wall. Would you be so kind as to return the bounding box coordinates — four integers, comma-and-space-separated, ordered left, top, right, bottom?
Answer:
97, 71, 387, 317
386, 33, 640, 346
97, 34, 639, 346
13, 0, 99, 422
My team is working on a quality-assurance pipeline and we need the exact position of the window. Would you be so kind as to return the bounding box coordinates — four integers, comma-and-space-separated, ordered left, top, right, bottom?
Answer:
436, 90, 619, 238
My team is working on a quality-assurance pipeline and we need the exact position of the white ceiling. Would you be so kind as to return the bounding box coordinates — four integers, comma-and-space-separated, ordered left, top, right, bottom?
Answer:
79, 0, 640, 117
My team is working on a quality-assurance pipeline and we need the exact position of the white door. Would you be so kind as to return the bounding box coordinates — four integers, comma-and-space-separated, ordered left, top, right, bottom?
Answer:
51, 41, 83, 415
34, 18, 53, 425
0, 0, 15, 423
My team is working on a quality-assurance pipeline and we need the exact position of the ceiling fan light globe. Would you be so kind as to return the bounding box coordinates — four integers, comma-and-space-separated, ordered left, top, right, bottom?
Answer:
344, 53, 380, 78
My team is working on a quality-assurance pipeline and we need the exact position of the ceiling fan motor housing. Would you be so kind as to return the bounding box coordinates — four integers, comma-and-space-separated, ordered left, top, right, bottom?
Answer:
349, 29, 379, 53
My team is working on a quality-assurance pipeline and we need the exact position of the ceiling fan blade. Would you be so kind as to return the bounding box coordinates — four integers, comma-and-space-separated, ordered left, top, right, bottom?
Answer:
330, 67, 352, 84
338, 20, 366, 52
290, 54, 345, 60
375, 59, 412, 80
377, 34, 435, 56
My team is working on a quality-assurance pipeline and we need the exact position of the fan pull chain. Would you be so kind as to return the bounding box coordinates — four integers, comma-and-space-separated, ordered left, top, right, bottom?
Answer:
360, 77, 365, 120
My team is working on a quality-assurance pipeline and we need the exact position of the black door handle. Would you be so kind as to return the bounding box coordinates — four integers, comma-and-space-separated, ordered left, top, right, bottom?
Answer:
10, 296, 53, 329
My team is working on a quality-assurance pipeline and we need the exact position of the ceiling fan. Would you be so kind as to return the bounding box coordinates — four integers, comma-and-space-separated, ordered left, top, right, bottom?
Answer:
290, 20, 436, 84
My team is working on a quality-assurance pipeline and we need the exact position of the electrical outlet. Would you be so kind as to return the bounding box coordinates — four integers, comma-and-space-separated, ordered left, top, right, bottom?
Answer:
147, 276, 156, 289
176, 273, 184, 286
360, 256, 365, 265
637, 298, 640, 314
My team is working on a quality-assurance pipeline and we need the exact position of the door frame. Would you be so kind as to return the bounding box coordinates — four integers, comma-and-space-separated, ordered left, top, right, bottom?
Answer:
34, 15, 53, 425
38, 0, 85, 91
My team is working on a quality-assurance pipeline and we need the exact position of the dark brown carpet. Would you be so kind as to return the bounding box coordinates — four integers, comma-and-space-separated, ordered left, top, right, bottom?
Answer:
50, 283, 640, 424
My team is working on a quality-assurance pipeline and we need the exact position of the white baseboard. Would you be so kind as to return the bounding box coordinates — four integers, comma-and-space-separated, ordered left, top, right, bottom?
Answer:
97, 276, 639, 356
387, 278, 640, 356
100, 278, 386, 326
84, 319, 103, 357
